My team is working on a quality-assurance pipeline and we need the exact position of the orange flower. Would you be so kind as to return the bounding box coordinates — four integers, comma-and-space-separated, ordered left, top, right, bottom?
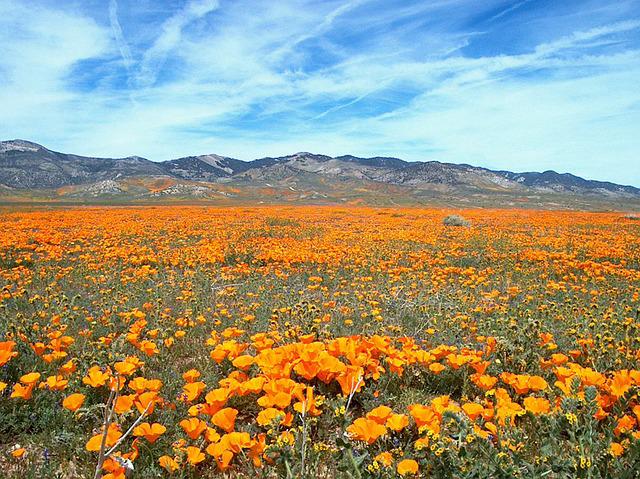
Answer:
139, 340, 159, 356
429, 363, 446, 374
205, 388, 230, 410
471, 374, 498, 391
0, 341, 18, 367
257, 408, 286, 426
114, 361, 137, 376
128, 377, 148, 394
133, 422, 166, 443
19, 372, 41, 385
159, 455, 180, 473
212, 408, 238, 433
83, 367, 110, 388
374, 451, 393, 467
462, 402, 485, 421
409, 404, 440, 434
11, 447, 26, 459
206, 442, 234, 471
366, 405, 393, 425
145, 378, 163, 391
181, 381, 206, 402
232, 355, 254, 371
346, 418, 387, 444
86, 423, 122, 452
610, 442, 624, 457
523, 397, 551, 415
41, 375, 68, 391
614, 415, 636, 436
397, 459, 419, 475
62, 393, 86, 412
386, 413, 409, 432
527, 376, 548, 392
134, 391, 158, 414
180, 417, 208, 439
186, 446, 206, 465
494, 388, 525, 426
610, 370, 632, 398
11, 383, 35, 400
293, 386, 322, 417
58, 359, 77, 376
182, 369, 201, 383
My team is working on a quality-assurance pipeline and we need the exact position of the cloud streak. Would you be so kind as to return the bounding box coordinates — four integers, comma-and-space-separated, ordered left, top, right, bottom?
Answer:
109, 0, 133, 71
135, 0, 220, 87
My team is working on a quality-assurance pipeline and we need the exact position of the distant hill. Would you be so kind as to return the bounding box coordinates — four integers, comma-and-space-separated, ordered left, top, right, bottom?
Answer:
1, 139, 638, 209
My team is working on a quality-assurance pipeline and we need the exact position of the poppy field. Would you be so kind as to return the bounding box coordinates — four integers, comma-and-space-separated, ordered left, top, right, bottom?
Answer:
1, 205, 639, 478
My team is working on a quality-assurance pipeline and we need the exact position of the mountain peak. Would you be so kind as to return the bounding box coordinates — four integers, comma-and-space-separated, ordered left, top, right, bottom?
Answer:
0, 139, 44, 153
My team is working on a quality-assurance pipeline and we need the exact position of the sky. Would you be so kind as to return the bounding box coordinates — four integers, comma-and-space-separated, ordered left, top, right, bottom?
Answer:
1, 0, 639, 185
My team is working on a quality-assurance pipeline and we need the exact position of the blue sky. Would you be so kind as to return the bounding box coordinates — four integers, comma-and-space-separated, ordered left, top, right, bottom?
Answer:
1, 0, 639, 185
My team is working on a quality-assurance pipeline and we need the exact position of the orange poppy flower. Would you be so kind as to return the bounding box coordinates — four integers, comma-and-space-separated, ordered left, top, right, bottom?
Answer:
471, 374, 498, 390
610, 370, 632, 398
134, 391, 158, 414
397, 459, 419, 475
232, 355, 254, 371
0, 341, 18, 367
11, 447, 26, 459
346, 417, 387, 444
41, 375, 68, 391
375, 451, 393, 467
114, 394, 135, 414
11, 383, 35, 400
462, 402, 485, 421
182, 369, 201, 383
181, 381, 206, 402
133, 422, 166, 443
19, 372, 41, 385
186, 446, 206, 465
159, 455, 180, 473
386, 413, 409, 431
610, 442, 624, 457
256, 408, 285, 426
366, 405, 393, 425
180, 417, 208, 439
523, 396, 551, 415
83, 367, 110, 388
212, 408, 238, 433
62, 393, 86, 412
86, 423, 122, 451
429, 363, 446, 374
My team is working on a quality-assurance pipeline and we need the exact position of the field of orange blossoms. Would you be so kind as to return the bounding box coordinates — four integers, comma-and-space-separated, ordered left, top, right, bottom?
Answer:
1, 205, 639, 478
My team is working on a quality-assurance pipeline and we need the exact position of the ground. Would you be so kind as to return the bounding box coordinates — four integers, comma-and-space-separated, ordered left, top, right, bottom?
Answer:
0, 205, 639, 478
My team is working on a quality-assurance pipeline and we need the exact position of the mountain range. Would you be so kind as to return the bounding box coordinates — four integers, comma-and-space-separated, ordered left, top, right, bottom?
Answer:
1, 139, 639, 209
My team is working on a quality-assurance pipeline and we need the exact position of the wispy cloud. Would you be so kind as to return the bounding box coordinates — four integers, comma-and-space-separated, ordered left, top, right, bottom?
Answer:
487, 0, 532, 23
108, 0, 133, 71
135, 0, 220, 87
1, 0, 640, 185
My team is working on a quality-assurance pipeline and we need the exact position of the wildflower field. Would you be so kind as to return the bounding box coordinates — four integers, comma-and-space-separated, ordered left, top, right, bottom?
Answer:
1, 205, 639, 478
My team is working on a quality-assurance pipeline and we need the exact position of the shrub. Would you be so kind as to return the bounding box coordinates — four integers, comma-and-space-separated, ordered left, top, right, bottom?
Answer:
443, 214, 470, 227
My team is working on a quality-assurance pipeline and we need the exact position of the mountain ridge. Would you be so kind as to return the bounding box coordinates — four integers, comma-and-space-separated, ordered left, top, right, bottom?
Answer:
1, 140, 639, 208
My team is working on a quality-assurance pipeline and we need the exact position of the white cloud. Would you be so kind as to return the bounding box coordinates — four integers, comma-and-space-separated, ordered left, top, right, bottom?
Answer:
0, 0, 111, 129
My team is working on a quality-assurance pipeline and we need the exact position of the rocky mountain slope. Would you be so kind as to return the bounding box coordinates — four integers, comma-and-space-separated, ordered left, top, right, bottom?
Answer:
1, 139, 638, 208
